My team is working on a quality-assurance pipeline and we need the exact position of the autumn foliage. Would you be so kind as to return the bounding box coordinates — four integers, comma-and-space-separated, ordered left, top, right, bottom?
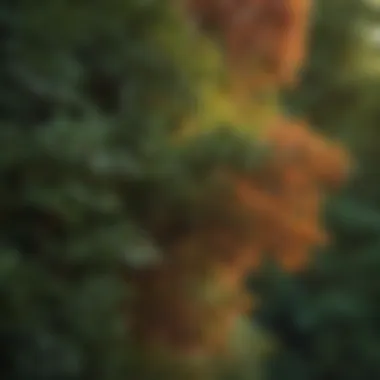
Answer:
128, 0, 350, 370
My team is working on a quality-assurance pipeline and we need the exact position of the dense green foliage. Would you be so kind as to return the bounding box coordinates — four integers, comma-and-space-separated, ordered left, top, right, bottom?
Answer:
0, 1, 192, 379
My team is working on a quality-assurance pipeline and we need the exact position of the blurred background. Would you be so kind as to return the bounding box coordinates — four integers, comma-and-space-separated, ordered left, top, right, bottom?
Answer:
256, 0, 380, 379
1, 0, 380, 379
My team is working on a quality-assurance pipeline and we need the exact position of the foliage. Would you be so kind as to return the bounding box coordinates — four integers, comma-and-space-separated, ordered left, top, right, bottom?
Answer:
255, 1, 380, 380
0, 0, 354, 379
128, 2, 349, 378
0, 1, 193, 379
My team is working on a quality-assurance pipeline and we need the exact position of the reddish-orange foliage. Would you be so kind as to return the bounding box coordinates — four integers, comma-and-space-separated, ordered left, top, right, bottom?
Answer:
128, 0, 351, 365
129, 119, 350, 357
234, 119, 350, 270
186, 0, 311, 85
